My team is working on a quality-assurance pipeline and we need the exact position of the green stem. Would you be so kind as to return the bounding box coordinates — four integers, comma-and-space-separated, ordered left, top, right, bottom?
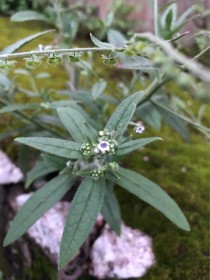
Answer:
154, 0, 158, 37
0, 47, 123, 60
0, 98, 62, 137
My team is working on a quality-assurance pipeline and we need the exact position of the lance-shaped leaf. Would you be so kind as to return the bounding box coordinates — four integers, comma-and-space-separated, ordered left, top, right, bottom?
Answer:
90, 33, 115, 49
101, 185, 121, 235
25, 159, 57, 189
59, 177, 106, 269
4, 175, 75, 246
116, 137, 162, 156
42, 154, 67, 171
57, 108, 96, 143
114, 167, 190, 231
11, 10, 49, 22
0, 104, 39, 114
15, 137, 82, 159
92, 79, 107, 100
0, 30, 54, 55
105, 92, 142, 140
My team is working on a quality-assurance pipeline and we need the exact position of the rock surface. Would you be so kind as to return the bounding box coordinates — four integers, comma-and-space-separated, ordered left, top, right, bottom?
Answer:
14, 193, 155, 279
0, 150, 23, 184
90, 223, 156, 279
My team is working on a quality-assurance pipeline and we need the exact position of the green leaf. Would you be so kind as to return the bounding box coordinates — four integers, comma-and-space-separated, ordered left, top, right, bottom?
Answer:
15, 137, 82, 159
107, 29, 126, 48
0, 29, 55, 55
115, 167, 190, 231
0, 104, 39, 114
101, 185, 121, 235
4, 175, 76, 246
83, 122, 98, 142
136, 101, 162, 130
42, 154, 67, 171
59, 177, 106, 269
57, 108, 96, 143
105, 92, 142, 140
116, 137, 162, 156
92, 79, 107, 100
25, 160, 57, 189
90, 33, 115, 49
11, 10, 49, 22
152, 101, 189, 141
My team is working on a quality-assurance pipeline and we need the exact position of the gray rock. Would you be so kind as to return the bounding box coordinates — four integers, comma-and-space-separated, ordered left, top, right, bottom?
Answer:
0, 150, 23, 185
90, 223, 156, 279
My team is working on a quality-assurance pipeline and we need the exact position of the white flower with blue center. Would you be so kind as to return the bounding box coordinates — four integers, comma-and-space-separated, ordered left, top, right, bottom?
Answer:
135, 124, 145, 134
97, 140, 110, 154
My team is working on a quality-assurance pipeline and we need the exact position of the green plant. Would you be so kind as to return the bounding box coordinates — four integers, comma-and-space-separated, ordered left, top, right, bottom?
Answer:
0, 0, 209, 273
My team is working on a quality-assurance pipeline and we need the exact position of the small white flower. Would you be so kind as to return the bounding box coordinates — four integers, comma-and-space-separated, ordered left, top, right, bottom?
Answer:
135, 124, 145, 134
97, 141, 110, 154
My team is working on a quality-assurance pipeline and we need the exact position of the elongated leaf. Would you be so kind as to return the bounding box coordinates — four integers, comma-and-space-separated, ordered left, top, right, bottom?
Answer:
0, 104, 39, 114
105, 92, 142, 140
4, 175, 75, 246
15, 137, 82, 159
0, 30, 54, 55
116, 137, 162, 156
59, 177, 106, 269
92, 79, 107, 100
83, 122, 98, 142
11, 10, 49, 22
101, 185, 121, 235
42, 154, 66, 171
25, 159, 57, 189
57, 108, 95, 143
90, 33, 115, 49
114, 167, 190, 231
107, 29, 126, 48
152, 101, 189, 141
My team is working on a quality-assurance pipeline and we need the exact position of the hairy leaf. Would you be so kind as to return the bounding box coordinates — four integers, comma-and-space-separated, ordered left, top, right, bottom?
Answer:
0, 30, 54, 55
11, 10, 49, 22
15, 137, 82, 159
57, 108, 95, 143
4, 175, 75, 246
59, 177, 106, 269
92, 79, 107, 100
25, 160, 57, 189
0, 104, 39, 114
105, 92, 142, 139
90, 33, 115, 49
115, 167, 190, 231
101, 185, 121, 235
116, 137, 162, 156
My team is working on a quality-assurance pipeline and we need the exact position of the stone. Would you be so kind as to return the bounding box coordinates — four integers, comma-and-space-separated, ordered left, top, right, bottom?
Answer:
90, 223, 156, 279
0, 150, 23, 185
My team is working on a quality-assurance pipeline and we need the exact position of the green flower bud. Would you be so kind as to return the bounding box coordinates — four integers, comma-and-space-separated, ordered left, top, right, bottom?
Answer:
69, 55, 80, 63
0, 60, 16, 71
47, 54, 63, 65
25, 55, 42, 69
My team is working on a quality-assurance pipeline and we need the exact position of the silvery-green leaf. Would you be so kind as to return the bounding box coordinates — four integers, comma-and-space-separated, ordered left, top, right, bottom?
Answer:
15, 137, 82, 159
92, 79, 107, 100
59, 177, 106, 269
0, 29, 54, 55
42, 154, 67, 171
0, 104, 39, 114
101, 185, 121, 235
114, 167, 190, 231
4, 175, 75, 246
90, 33, 115, 49
116, 137, 162, 156
11, 10, 49, 22
57, 108, 94, 143
105, 91, 142, 140
107, 29, 126, 47
25, 159, 57, 189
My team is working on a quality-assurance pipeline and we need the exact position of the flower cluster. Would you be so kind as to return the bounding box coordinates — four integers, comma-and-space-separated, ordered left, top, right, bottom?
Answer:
80, 143, 92, 159
91, 168, 104, 181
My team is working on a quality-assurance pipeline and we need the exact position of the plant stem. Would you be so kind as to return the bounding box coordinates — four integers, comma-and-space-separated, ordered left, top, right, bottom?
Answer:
0, 47, 123, 60
0, 98, 62, 137
133, 32, 210, 83
154, 0, 158, 37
